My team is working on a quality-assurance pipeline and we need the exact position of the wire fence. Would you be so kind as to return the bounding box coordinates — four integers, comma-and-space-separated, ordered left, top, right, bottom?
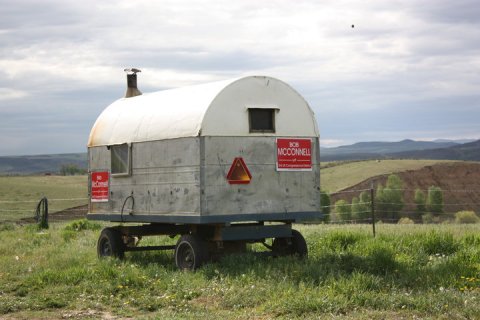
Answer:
0, 197, 88, 223
1, 185, 479, 231
322, 186, 480, 236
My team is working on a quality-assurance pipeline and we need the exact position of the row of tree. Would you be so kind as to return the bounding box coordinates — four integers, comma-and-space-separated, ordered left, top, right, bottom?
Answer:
59, 164, 87, 176
322, 174, 445, 223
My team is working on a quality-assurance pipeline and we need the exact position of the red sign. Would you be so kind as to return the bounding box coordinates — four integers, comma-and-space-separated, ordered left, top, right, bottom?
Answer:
276, 138, 312, 171
91, 171, 109, 202
226, 157, 252, 184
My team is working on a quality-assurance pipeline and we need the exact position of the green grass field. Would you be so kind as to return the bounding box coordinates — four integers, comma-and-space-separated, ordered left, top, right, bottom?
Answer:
0, 163, 479, 318
0, 160, 452, 222
320, 159, 456, 192
0, 176, 87, 222
0, 223, 479, 319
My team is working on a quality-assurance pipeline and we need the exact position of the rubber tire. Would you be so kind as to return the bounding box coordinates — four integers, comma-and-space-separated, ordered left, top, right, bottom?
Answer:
272, 229, 308, 258
272, 237, 290, 256
175, 234, 208, 271
97, 228, 125, 259
291, 229, 308, 258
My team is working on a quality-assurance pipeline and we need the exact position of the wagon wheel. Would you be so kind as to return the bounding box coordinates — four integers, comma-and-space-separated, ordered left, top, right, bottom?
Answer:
97, 228, 125, 259
272, 229, 308, 258
175, 234, 208, 271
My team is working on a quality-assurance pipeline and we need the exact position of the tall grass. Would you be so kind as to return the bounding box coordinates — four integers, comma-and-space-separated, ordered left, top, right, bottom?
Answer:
0, 223, 479, 319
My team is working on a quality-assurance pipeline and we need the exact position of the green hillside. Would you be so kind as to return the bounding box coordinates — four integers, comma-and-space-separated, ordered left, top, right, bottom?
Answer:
320, 159, 458, 192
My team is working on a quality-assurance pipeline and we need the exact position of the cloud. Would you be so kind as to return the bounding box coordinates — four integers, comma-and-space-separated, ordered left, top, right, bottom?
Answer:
0, 88, 28, 100
410, 0, 480, 24
0, 0, 479, 155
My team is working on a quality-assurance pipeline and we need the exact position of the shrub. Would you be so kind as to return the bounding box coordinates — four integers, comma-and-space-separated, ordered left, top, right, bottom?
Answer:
426, 186, 443, 214
62, 230, 77, 242
397, 217, 414, 224
422, 213, 434, 224
64, 219, 101, 232
358, 191, 372, 220
351, 192, 371, 222
421, 213, 441, 224
335, 200, 351, 222
62, 219, 101, 242
455, 211, 480, 224
59, 163, 86, 176
375, 174, 404, 222
414, 188, 426, 216
320, 191, 331, 223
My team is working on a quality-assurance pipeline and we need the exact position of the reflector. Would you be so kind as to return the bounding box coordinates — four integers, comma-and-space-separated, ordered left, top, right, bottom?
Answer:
226, 157, 252, 184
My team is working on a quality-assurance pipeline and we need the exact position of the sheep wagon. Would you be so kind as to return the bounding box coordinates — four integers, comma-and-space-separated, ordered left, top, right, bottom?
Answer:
87, 71, 322, 270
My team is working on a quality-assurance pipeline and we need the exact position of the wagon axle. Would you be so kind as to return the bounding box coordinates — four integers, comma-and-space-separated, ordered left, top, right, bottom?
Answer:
96, 223, 307, 270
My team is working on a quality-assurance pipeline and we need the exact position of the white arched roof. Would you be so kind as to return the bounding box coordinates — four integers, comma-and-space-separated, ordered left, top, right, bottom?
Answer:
88, 76, 319, 147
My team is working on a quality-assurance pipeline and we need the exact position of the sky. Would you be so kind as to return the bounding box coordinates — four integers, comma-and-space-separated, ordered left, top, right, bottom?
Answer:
0, 0, 479, 156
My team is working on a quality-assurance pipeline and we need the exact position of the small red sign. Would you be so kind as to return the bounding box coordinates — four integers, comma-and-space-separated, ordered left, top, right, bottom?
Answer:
226, 157, 252, 184
91, 171, 109, 202
276, 138, 312, 171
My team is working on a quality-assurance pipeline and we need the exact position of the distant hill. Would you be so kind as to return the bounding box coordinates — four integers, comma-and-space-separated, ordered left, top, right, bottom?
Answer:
433, 139, 476, 144
0, 153, 87, 175
391, 139, 480, 161
1, 138, 479, 174
321, 139, 480, 161
321, 139, 458, 159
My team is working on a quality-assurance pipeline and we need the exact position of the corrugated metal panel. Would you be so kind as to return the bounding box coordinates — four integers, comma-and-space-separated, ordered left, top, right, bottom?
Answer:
87, 76, 318, 147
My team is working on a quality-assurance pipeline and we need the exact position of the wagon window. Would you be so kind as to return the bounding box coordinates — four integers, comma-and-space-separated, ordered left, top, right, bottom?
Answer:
248, 108, 275, 133
111, 144, 130, 175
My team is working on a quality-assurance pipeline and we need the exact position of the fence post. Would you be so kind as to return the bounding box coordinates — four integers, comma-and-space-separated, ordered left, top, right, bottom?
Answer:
370, 182, 376, 238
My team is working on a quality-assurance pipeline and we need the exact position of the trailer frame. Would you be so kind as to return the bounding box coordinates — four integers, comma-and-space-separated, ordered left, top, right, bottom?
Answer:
95, 215, 314, 270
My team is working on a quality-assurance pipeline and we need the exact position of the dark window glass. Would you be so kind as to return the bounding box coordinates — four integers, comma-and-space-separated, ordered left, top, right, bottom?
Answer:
249, 108, 275, 133
111, 144, 130, 175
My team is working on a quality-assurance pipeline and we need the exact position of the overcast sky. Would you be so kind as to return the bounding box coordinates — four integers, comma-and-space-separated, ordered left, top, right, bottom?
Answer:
1, 0, 479, 156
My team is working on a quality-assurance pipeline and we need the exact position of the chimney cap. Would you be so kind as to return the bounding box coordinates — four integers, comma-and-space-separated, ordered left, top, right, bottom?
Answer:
124, 68, 141, 74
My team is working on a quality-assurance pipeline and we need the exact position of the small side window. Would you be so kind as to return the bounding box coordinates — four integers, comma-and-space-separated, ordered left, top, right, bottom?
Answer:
248, 108, 275, 133
111, 143, 130, 176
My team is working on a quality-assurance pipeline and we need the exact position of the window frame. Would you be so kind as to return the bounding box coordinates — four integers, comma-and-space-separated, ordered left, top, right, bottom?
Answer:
110, 143, 131, 177
248, 108, 277, 133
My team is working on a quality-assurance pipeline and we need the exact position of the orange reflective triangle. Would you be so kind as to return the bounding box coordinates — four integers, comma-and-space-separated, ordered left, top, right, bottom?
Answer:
226, 157, 252, 184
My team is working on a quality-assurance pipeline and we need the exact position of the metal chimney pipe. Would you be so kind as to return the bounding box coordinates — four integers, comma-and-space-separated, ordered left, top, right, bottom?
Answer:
124, 68, 142, 98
